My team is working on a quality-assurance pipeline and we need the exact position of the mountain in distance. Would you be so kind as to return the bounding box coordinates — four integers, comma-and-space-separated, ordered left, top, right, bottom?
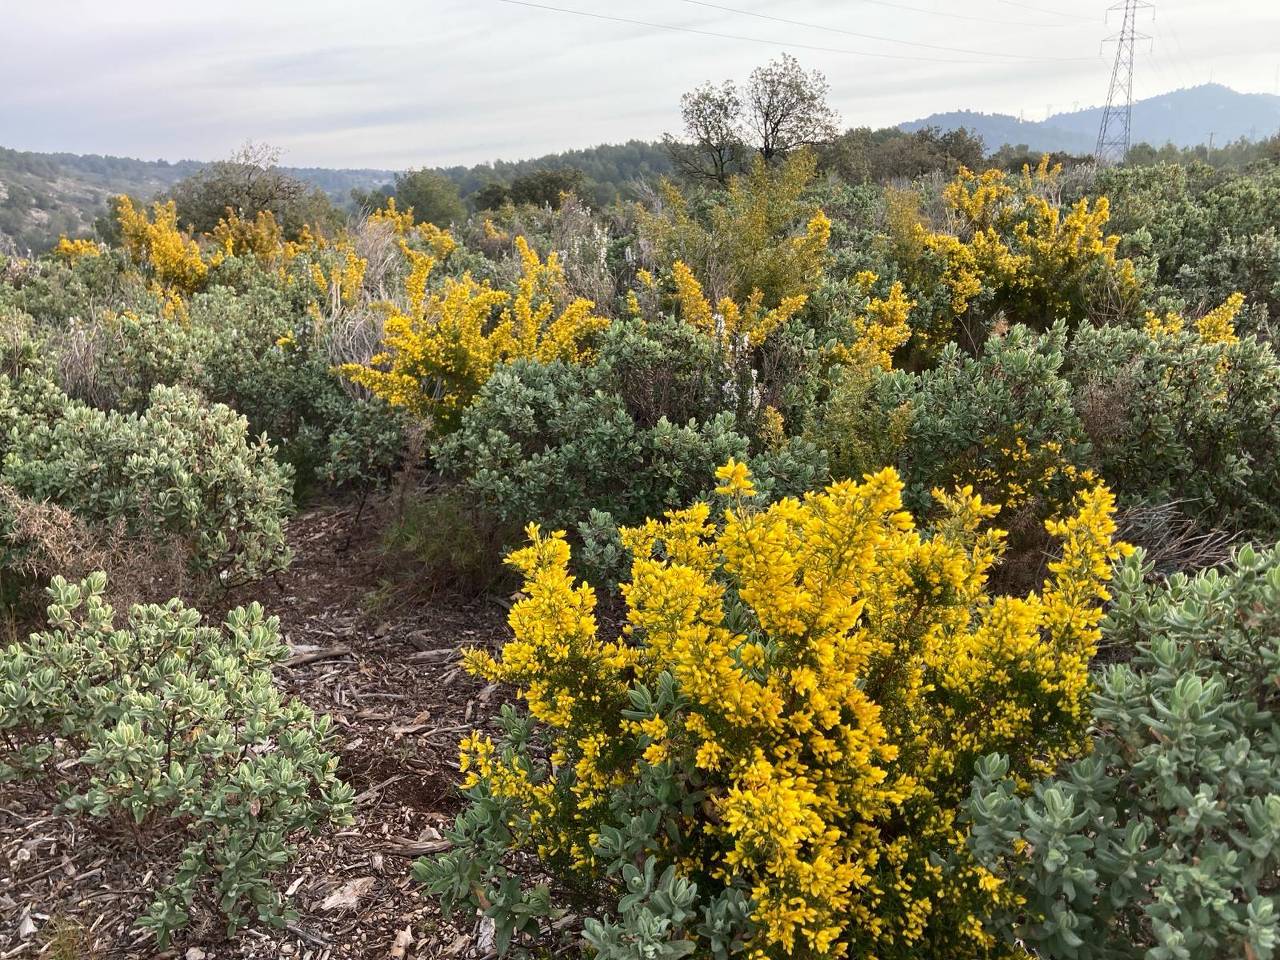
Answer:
901, 83, 1280, 154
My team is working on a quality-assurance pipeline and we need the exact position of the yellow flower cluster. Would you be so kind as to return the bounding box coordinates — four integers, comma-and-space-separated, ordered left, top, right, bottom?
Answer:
1146, 292, 1243, 345
115, 196, 208, 294
831, 272, 915, 371
1144, 291, 1245, 383
309, 240, 368, 311
899, 159, 1140, 344
671, 260, 807, 354
207, 208, 297, 267
340, 233, 607, 430
53, 236, 101, 262
368, 197, 415, 235
460, 460, 1127, 958
965, 434, 1097, 519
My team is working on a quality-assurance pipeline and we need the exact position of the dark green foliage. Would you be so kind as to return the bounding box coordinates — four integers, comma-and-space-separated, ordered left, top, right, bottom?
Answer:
812, 324, 1090, 526
1081, 160, 1280, 321
473, 182, 512, 211
821, 125, 986, 183
435, 358, 750, 533
435, 140, 674, 209
378, 486, 516, 597
508, 168, 587, 209
388, 167, 467, 226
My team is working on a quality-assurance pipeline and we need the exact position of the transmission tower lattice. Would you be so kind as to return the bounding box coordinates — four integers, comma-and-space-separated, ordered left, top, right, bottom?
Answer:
1095, 0, 1153, 165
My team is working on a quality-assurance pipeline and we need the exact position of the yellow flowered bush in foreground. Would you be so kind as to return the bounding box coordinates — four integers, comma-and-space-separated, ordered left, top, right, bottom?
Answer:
420, 460, 1128, 959
340, 233, 607, 431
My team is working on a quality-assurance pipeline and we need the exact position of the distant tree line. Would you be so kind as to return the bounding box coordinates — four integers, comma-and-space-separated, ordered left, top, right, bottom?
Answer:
6, 54, 1280, 253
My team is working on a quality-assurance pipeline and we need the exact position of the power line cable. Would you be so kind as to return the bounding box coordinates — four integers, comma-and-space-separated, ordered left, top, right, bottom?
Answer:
491, 0, 1094, 65
680, 0, 1098, 61
996, 0, 1095, 23
705, 0, 1068, 30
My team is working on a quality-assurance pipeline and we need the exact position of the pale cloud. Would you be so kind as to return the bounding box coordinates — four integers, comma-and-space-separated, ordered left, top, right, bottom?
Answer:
1, 0, 1277, 168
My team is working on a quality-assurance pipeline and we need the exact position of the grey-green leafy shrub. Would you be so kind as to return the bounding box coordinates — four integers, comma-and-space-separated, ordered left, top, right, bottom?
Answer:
0, 573, 354, 945
1087, 161, 1280, 321
967, 543, 1280, 960
435, 356, 823, 540
1066, 322, 1280, 538
899, 325, 1090, 520
50, 275, 406, 494
0, 247, 150, 328
433, 313, 827, 590
0, 365, 292, 587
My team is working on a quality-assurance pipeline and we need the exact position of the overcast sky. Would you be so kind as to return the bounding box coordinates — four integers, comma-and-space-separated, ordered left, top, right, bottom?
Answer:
3, 0, 1278, 169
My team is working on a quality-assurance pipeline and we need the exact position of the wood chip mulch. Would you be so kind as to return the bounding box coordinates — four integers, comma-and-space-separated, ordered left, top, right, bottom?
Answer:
1, 503, 516, 959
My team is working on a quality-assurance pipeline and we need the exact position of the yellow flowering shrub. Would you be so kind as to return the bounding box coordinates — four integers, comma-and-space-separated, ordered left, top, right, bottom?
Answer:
340, 234, 607, 431
208, 208, 287, 266
830, 271, 914, 371
892, 159, 1141, 347
114, 196, 208, 294
1194, 291, 1245, 347
53, 236, 101, 262
638, 150, 831, 307
1145, 292, 1244, 347
800, 271, 915, 490
309, 239, 367, 311
367, 196, 415, 236
422, 460, 1127, 959
670, 260, 807, 355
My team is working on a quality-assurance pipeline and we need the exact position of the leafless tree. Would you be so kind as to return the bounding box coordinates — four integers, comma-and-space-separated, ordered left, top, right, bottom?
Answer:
742, 54, 840, 161
663, 80, 745, 186
665, 56, 840, 182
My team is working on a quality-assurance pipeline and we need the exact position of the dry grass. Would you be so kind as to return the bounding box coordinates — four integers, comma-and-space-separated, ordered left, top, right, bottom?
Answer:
50, 316, 118, 408
0, 485, 195, 622
1115, 499, 1240, 576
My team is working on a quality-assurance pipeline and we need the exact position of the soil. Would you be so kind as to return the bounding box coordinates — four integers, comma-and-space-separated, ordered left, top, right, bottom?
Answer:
0, 502, 517, 959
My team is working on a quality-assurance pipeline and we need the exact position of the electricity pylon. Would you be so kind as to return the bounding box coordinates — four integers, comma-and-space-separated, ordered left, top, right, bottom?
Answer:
1095, 0, 1153, 165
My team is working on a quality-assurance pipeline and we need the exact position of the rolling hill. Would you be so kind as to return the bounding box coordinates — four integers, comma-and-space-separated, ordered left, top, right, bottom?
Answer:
901, 83, 1280, 155
0, 148, 395, 253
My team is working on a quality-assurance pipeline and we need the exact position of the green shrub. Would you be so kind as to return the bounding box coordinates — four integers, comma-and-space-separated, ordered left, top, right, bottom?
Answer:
1066, 322, 1280, 537
0, 573, 353, 944
0, 365, 293, 587
802, 361, 909, 487
55, 276, 406, 494
1089, 161, 1280, 320
436, 356, 824, 541
903, 325, 1091, 518
0, 248, 149, 328
967, 543, 1280, 959
378, 485, 517, 597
